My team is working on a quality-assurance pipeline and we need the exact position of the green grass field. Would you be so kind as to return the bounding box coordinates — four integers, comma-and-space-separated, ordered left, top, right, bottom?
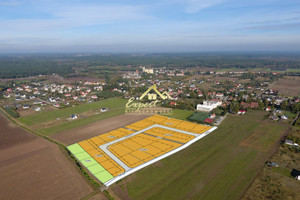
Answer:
18, 98, 126, 126
117, 111, 288, 200
39, 108, 124, 135
3, 106, 19, 118
272, 167, 292, 178
162, 109, 194, 120
188, 111, 210, 122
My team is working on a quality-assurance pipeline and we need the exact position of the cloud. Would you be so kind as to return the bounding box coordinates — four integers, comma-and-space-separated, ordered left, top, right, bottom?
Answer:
246, 17, 300, 26
55, 5, 148, 23
0, 5, 148, 32
1, 0, 300, 52
182, 0, 227, 13
240, 22, 300, 31
0, 0, 21, 6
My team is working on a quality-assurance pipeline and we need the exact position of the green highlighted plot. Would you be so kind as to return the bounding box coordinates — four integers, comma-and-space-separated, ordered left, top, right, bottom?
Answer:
95, 171, 114, 183
68, 143, 85, 154
67, 143, 114, 184
88, 164, 106, 174
76, 152, 92, 161
80, 158, 99, 167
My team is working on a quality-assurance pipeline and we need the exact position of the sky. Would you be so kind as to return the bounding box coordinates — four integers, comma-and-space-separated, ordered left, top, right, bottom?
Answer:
0, 0, 300, 53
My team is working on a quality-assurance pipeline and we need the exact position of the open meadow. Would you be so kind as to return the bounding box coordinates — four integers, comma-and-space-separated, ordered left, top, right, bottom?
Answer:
17, 98, 127, 135
243, 128, 300, 200
19, 97, 126, 126
111, 111, 289, 200
269, 77, 300, 96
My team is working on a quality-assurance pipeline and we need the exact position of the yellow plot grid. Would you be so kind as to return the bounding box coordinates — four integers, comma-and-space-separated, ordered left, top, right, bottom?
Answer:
144, 127, 195, 143
89, 128, 134, 146
108, 133, 182, 168
78, 128, 134, 177
72, 115, 212, 180
126, 115, 211, 134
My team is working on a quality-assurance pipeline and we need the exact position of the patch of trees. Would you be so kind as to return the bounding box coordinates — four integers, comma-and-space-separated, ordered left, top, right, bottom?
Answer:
1, 53, 300, 79
3, 106, 19, 118
0, 56, 74, 78
97, 91, 124, 99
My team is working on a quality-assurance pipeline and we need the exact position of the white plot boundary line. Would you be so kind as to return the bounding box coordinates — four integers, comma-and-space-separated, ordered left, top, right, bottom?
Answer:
101, 125, 217, 187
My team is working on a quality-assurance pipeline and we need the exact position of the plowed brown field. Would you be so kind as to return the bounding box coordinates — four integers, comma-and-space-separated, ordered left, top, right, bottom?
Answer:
51, 114, 149, 145
269, 78, 300, 96
0, 113, 97, 200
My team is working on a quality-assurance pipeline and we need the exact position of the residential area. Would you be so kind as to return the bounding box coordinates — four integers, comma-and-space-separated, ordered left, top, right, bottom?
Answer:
1, 67, 300, 125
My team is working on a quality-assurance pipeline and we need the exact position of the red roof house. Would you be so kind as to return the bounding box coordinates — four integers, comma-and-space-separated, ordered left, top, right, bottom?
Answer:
204, 118, 214, 124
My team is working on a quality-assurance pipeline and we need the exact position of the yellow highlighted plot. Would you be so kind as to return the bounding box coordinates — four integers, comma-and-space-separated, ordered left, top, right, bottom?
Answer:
141, 115, 212, 134
121, 154, 143, 168
126, 121, 154, 131
145, 127, 195, 143
108, 133, 182, 168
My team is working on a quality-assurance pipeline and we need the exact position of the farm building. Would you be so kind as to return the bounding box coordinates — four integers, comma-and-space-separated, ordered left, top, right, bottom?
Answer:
237, 110, 246, 115
291, 169, 300, 180
70, 114, 78, 120
23, 105, 30, 109
267, 162, 278, 167
266, 107, 271, 111
285, 140, 294, 145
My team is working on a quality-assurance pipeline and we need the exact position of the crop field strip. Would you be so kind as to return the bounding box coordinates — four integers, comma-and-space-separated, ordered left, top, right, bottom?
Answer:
67, 115, 215, 186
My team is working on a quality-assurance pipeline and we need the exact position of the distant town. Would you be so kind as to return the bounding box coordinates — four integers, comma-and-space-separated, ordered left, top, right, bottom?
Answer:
2, 65, 300, 126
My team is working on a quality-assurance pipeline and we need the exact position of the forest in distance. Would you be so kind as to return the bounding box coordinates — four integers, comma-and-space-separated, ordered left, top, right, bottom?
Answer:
0, 52, 300, 79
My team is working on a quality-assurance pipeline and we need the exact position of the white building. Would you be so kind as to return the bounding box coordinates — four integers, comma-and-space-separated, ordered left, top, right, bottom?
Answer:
196, 100, 222, 112
142, 66, 154, 74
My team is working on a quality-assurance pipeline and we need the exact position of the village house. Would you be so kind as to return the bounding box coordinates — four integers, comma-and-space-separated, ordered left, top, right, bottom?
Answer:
250, 102, 259, 109
237, 110, 246, 115
216, 93, 224, 98
241, 102, 250, 108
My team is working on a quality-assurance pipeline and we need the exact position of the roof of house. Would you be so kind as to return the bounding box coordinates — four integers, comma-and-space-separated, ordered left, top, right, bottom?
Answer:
241, 102, 250, 107
204, 118, 214, 123
250, 102, 259, 108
